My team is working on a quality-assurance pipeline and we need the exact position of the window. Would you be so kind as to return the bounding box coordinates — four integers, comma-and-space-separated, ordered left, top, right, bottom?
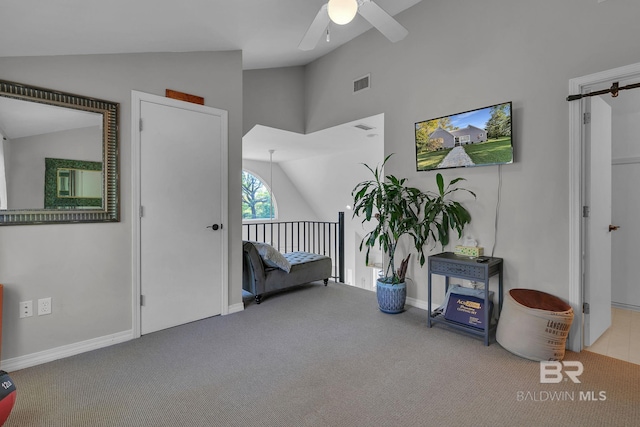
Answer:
242, 170, 275, 220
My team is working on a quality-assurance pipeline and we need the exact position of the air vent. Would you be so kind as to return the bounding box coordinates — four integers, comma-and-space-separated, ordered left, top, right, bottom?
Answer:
353, 74, 371, 93
354, 124, 375, 131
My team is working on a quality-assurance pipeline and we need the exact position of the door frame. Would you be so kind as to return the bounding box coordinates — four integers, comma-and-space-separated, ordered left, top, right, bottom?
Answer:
568, 62, 640, 352
131, 90, 229, 338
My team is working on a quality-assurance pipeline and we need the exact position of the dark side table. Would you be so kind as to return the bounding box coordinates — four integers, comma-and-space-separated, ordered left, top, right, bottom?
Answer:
427, 252, 503, 346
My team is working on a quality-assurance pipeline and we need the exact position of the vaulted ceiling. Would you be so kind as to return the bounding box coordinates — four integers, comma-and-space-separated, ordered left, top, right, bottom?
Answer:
1, 1, 416, 164
1, 0, 421, 70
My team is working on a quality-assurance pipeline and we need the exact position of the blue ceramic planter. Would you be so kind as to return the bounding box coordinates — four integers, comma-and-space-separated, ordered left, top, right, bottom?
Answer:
376, 280, 406, 314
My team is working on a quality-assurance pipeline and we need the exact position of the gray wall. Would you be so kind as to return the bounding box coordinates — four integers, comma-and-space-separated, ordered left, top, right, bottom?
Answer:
0, 51, 243, 361
243, 66, 306, 136
3, 0, 640, 365
304, 0, 640, 305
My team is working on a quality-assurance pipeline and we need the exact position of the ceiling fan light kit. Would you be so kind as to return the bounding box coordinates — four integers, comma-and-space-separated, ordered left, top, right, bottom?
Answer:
328, 0, 358, 25
299, 0, 409, 51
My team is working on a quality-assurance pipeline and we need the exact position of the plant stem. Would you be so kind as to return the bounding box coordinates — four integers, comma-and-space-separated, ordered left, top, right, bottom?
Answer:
386, 242, 397, 281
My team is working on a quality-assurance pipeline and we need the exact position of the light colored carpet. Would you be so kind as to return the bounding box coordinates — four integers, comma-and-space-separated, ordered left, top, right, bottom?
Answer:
4, 282, 639, 426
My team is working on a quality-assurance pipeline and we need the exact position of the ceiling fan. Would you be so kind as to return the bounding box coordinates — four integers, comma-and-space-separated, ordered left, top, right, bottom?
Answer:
298, 0, 408, 51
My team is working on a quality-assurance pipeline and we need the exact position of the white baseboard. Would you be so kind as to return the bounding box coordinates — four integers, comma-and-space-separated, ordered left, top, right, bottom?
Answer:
1, 330, 134, 372
611, 301, 640, 312
1, 303, 245, 372
405, 296, 439, 312
227, 302, 244, 315
3, 297, 434, 372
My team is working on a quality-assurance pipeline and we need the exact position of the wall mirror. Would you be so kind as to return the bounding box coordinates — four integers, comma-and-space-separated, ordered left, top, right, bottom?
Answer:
0, 80, 119, 224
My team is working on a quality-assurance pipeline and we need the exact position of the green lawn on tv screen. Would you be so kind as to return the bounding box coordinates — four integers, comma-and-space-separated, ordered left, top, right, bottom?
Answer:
416, 137, 512, 171
465, 137, 512, 165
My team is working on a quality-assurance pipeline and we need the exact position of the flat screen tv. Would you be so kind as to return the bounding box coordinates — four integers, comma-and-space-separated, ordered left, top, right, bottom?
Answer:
415, 101, 513, 171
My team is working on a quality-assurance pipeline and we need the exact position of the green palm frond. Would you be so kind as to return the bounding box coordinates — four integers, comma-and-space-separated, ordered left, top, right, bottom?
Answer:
352, 154, 475, 283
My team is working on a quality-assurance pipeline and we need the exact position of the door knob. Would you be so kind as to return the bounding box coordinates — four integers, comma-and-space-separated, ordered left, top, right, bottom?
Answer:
609, 225, 620, 232
206, 224, 221, 231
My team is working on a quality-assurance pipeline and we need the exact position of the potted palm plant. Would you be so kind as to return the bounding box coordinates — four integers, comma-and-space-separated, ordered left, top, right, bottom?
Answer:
352, 154, 475, 313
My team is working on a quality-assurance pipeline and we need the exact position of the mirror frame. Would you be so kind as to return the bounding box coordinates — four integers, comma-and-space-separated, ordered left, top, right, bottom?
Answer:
0, 79, 119, 225
45, 158, 103, 207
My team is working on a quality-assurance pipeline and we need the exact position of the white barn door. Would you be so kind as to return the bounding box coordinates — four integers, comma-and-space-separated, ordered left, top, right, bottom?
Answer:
583, 95, 612, 347
133, 91, 228, 335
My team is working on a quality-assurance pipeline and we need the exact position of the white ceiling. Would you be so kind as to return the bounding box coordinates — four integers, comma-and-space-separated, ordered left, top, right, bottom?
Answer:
243, 114, 384, 163
0, 0, 422, 70
0, 1, 414, 160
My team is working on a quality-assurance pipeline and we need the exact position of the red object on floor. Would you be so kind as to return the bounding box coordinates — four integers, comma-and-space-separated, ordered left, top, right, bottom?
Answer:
0, 371, 16, 426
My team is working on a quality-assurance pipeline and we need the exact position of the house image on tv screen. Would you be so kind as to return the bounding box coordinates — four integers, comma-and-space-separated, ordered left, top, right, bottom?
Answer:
414, 101, 513, 171
428, 125, 487, 149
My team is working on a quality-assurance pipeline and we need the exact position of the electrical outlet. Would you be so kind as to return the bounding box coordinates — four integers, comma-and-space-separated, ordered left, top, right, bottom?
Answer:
20, 300, 33, 318
38, 297, 52, 316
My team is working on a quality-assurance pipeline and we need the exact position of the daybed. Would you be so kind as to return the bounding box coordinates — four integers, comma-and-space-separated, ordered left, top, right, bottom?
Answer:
242, 240, 332, 304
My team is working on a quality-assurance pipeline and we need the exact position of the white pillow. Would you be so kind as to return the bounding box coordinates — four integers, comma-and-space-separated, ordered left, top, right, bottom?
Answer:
251, 242, 291, 273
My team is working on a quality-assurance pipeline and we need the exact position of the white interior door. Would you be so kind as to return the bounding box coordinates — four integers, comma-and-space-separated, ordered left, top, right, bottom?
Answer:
138, 95, 227, 335
583, 95, 612, 347
569, 62, 640, 352
610, 83, 640, 310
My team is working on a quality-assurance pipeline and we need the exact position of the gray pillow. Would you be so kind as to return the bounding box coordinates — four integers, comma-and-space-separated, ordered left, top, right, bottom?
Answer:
251, 242, 292, 273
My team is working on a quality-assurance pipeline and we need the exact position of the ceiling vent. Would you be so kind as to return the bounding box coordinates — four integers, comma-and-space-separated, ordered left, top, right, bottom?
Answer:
353, 74, 371, 93
354, 123, 375, 131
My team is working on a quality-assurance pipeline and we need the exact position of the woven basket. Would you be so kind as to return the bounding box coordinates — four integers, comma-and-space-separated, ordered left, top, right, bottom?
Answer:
497, 289, 574, 361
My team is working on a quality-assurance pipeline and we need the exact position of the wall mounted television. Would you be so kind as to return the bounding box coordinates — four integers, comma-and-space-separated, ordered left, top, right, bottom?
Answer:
415, 101, 513, 171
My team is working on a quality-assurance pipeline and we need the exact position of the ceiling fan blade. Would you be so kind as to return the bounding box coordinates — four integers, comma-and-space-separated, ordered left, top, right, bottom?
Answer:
298, 4, 330, 51
357, 0, 408, 43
